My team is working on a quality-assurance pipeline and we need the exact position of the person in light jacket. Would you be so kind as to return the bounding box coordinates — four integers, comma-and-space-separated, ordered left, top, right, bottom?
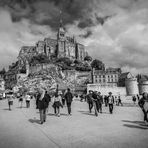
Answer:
52, 91, 63, 117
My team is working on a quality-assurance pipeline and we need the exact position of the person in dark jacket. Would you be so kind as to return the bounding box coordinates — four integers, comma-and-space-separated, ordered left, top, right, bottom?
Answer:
138, 92, 148, 124
97, 92, 103, 113
86, 90, 93, 113
104, 95, 108, 107
64, 88, 73, 115
92, 91, 99, 116
44, 91, 51, 113
38, 89, 49, 124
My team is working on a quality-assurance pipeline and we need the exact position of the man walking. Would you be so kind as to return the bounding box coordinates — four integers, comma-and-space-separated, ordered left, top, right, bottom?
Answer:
97, 92, 103, 113
92, 91, 99, 116
86, 90, 93, 113
64, 88, 73, 115
108, 92, 114, 114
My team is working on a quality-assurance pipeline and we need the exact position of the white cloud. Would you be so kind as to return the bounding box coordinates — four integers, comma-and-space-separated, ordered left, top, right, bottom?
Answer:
0, 9, 55, 70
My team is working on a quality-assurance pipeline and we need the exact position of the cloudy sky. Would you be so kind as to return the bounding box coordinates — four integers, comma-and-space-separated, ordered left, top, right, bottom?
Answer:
0, 0, 148, 75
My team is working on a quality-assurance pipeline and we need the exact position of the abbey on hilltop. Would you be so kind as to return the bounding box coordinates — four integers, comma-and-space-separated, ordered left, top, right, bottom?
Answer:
18, 15, 88, 71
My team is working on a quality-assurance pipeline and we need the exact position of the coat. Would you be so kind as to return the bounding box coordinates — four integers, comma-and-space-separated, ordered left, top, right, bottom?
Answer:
38, 93, 49, 110
64, 92, 73, 103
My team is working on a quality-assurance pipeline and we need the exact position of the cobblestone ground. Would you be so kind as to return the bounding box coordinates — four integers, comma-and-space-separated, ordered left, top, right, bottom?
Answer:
0, 98, 147, 148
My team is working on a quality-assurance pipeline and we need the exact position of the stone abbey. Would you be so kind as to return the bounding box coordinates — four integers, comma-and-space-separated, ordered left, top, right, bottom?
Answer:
18, 18, 87, 70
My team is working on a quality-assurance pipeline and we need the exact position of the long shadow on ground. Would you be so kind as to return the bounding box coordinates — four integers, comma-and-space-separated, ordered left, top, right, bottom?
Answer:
28, 119, 41, 124
122, 120, 148, 130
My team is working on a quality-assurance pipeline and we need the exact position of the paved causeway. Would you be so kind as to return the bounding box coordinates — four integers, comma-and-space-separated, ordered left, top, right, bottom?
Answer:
0, 99, 147, 148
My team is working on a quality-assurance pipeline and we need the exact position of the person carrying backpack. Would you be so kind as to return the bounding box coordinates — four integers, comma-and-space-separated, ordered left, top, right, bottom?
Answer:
64, 88, 73, 116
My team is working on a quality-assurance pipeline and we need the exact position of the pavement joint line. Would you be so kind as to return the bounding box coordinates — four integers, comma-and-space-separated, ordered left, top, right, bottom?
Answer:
19, 108, 62, 148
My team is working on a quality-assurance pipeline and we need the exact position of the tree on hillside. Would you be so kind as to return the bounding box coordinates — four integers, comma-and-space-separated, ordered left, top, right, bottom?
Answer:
84, 56, 92, 61
30, 54, 50, 65
91, 59, 105, 70
56, 57, 73, 66
0, 68, 6, 74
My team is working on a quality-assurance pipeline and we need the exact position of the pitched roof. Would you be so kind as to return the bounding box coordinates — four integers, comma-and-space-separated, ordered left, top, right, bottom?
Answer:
119, 72, 132, 79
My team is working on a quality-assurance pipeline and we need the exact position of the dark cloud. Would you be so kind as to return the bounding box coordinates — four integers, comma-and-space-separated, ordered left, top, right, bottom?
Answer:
0, 0, 112, 30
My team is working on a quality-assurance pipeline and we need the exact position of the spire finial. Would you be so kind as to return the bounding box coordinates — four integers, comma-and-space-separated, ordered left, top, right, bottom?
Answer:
59, 10, 63, 27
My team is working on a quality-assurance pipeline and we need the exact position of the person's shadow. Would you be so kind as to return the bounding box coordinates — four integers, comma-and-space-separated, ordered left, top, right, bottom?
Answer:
28, 118, 40, 124
122, 120, 148, 130
3, 108, 11, 111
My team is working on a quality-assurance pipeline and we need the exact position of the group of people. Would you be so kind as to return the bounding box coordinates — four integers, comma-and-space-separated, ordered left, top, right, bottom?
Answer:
36, 88, 73, 124
86, 91, 115, 116
7, 92, 32, 110
6, 87, 148, 125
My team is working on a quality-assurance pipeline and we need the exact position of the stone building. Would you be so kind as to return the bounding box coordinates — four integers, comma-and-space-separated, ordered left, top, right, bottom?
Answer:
18, 18, 87, 71
93, 68, 122, 87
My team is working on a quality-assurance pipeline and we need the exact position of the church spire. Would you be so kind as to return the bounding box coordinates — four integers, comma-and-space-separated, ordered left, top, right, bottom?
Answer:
57, 10, 65, 40
59, 10, 63, 28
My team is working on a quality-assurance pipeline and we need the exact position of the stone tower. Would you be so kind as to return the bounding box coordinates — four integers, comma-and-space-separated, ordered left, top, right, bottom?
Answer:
57, 11, 66, 58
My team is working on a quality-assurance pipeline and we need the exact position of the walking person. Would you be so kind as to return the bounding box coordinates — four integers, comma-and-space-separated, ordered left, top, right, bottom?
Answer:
19, 94, 23, 108
97, 92, 103, 113
117, 96, 123, 106
44, 91, 51, 114
52, 91, 63, 117
86, 90, 93, 113
61, 91, 65, 106
108, 92, 114, 114
104, 95, 108, 107
64, 88, 73, 116
7, 92, 14, 111
138, 92, 148, 125
132, 95, 137, 104
92, 91, 99, 116
38, 89, 49, 124
25, 93, 31, 108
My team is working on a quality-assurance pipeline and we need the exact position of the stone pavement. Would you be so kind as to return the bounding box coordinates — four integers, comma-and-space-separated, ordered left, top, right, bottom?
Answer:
0, 98, 147, 148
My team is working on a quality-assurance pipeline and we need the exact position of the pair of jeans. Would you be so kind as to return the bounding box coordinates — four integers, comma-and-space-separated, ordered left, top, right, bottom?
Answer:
54, 106, 60, 115
109, 104, 113, 114
26, 101, 30, 108
67, 102, 72, 114
39, 109, 46, 123
93, 101, 98, 116
142, 108, 148, 122
98, 103, 102, 113
88, 102, 93, 113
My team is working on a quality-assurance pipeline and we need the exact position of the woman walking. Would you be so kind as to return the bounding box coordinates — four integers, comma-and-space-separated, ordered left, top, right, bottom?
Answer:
52, 91, 63, 117
38, 89, 48, 124
7, 92, 14, 111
